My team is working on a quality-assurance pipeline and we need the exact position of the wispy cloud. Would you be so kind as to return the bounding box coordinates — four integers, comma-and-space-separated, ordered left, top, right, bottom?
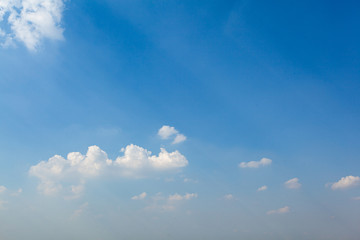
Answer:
131, 192, 147, 200
267, 206, 290, 215
0, 0, 65, 51
0, 186, 7, 193
239, 158, 272, 168
284, 178, 301, 189
223, 194, 234, 200
257, 185, 267, 191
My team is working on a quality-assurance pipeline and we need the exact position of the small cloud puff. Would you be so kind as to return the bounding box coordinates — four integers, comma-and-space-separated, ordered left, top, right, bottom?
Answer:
284, 178, 301, 189
131, 192, 147, 200
267, 206, 290, 215
331, 176, 360, 190
158, 125, 187, 144
257, 185, 267, 191
239, 158, 272, 168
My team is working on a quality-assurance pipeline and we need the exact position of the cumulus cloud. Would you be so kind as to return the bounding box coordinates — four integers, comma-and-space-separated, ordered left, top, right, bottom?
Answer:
267, 206, 290, 215
331, 176, 360, 190
284, 178, 301, 189
0, 0, 65, 51
239, 158, 272, 168
131, 192, 147, 200
158, 125, 187, 144
0, 186, 7, 193
257, 185, 267, 191
115, 144, 188, 171
29, 144, 188, 196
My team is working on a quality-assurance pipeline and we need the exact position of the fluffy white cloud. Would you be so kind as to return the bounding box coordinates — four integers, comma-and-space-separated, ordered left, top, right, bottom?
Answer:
257, 185, 267, 191
158, 126, 178, 139
131, 192, 147, 200
172, 134, 187, 144
0, 186, 6, 193
0, 0, 65, 51
168, 193, 197, 201
284, 178, 301, 189
239, 158, 272, 168
115, 144, 188, 172
158, 125, 187, 144
267, 206, 290, 215
331, 176, 360, 190
30, 145, 188, 196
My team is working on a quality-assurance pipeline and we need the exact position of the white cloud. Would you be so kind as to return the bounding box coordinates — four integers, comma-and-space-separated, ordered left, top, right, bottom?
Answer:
172, 134, 186, 144
30, 145, 188, 196
267, 206, 290, 215
223, 194, 234, 200
239, 158, 272, 168
331, 176, 360, 190
284, 178, 301, 189
115, 144, 188, 171
352, 196, 360, 201
168, 193, 198, 201
0, 0, 65, 51
257, 185, 267, 191
131, 192, 147, 200
158, 125, 187, 144
158, 126, 178, 139
0, 186, 7, 193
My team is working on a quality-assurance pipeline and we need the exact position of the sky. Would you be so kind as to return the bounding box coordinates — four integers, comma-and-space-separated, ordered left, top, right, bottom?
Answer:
0, 0, 360, 239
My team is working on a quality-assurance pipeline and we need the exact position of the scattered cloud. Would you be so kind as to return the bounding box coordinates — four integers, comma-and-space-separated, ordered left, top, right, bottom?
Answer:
284, 178, 301, 189
158, 125, 187, 144
331, 176, 360, 190
0, 0, 65, 51
29, 145, 188, 196
352, 196, 360, 201
168, 193, 198, 201
257, 185, 267, 191
239, 158, 272, 168
267, 206, 290, 215
10, 188, 23, 197
223, 194, 234, 200
0, 186, 7, 193
131, 192, 147, 200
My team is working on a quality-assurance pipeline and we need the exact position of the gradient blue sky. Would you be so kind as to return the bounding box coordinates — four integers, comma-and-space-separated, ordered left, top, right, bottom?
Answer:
1, 0, 360, 239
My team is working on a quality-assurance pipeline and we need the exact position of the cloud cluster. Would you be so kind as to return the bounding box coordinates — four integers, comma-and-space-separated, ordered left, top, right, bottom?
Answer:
331, 176, 360, 190
284, 178, 301, 189
267, 206, 290, 215
239, 158, 272, 168
158, 125, 187, 144
0, 0, 65, 51
29, 144, 188, 196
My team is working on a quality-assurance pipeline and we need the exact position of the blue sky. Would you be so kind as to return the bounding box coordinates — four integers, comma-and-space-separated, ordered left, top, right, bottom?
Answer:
0, 0, 360, 239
